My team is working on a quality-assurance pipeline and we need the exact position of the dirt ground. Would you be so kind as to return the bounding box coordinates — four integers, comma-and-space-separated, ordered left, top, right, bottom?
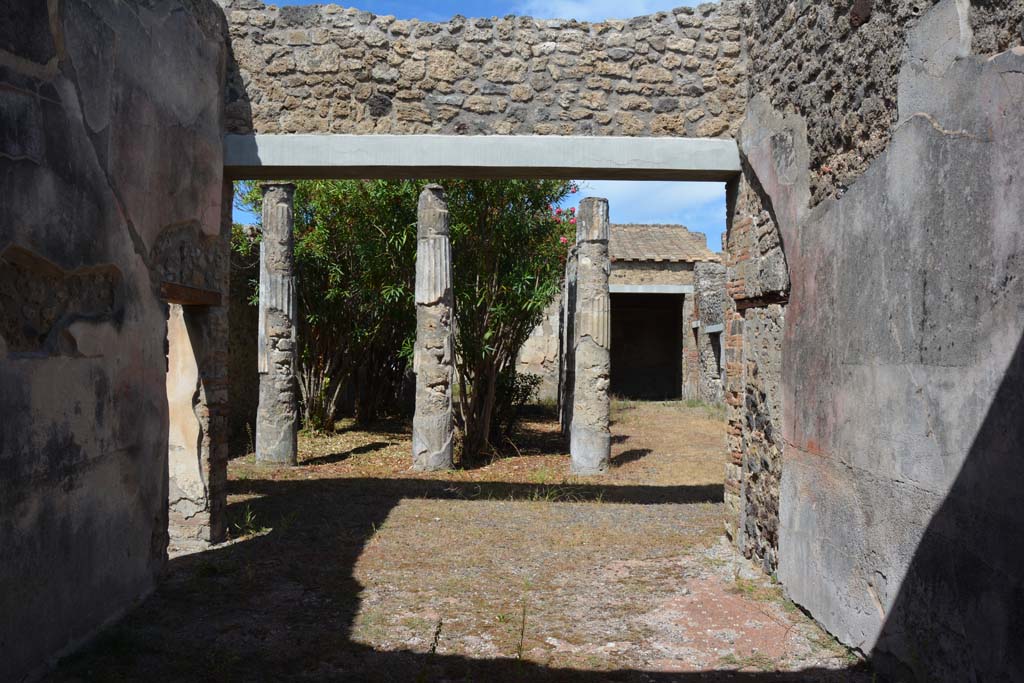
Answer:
50, 401, 873, 682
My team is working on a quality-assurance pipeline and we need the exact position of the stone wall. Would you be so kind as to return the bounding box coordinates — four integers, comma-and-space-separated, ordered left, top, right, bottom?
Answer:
746, 0, 1024, 206
693, 261, 726, 404
722, 149, 790, 569
739, 1, 1024, 679
0, 0, 227, 679
516, 298, 561, 402
681, 295, 700, 400
219, 0, 747, 137
609, 261, 695, 286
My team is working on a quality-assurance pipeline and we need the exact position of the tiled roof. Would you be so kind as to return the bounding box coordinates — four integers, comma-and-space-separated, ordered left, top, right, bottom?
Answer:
609, 224, 719, 263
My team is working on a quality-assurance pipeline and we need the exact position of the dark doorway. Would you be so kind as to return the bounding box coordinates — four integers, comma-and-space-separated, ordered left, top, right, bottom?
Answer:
610, 293, 683, 400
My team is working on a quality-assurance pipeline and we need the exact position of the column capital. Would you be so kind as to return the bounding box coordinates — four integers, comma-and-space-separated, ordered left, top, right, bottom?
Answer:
417, 184, 449, 238
259, 181, 297, 196
576, 196, 609, 244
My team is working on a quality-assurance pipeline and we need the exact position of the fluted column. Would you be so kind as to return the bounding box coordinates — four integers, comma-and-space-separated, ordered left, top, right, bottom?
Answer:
256, 183, 298, 466
412, 184, 454, 471
570, 197, 611, 475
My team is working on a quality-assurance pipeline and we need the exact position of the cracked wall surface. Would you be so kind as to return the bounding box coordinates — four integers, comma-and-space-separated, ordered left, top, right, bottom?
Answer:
219, 0, 747, 137
0, 0, 227, 679
741, 1, 1024, 679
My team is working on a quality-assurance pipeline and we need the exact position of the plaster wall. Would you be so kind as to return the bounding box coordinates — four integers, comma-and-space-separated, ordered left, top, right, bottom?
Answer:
0, 1, 226, 678
740, 1, 1024, 678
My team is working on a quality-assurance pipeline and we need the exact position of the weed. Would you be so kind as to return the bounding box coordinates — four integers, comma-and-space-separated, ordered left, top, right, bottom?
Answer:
730, 572, 785, 604
809, 629, 861, 665
429, 618, 444, 655
231, 504, 268, 538
415, 619, 444, 683
529, 467, 556, 485
515, 601, 528, 660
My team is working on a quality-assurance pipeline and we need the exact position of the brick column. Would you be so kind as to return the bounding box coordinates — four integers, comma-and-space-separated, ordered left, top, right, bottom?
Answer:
256, 183, 298, 466
570, 197, 611, 475
412, 184, 455, 471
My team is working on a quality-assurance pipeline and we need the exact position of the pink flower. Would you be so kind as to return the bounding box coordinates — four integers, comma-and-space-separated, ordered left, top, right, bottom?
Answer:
571, 186, 578, 193
569, 218, 577, 225
560, 236, 569, 244
568, 207, 576, 214
555, 208, 562, 215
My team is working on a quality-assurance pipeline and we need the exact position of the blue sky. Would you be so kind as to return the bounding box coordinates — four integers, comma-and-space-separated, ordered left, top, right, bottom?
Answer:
236, 0, 726, 252
234, 181, 727, 253
273, 0, 708, 22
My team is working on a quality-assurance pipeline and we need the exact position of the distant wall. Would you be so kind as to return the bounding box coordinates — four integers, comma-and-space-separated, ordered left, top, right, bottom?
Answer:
610, 261, 694, 286
0, 0, 226, 678
693, 262, 726, 404
516, 298, 561, 402
218, 0, 747, 138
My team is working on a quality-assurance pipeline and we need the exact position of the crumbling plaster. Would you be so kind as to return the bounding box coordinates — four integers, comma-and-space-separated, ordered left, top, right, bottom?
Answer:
740, 1, 1024, 679
0, 0, 227, 679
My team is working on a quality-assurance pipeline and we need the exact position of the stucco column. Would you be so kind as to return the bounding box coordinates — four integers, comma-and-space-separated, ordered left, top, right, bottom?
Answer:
412, 184, 455, 471
570, 197, 611, 475
256, 183, 298, 466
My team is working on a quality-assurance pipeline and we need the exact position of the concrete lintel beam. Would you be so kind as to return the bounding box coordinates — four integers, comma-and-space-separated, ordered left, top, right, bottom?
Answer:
609, 284, 694, 295
704, 323, 724, 333
224, 134, 741, 182
160, 282, 222, 306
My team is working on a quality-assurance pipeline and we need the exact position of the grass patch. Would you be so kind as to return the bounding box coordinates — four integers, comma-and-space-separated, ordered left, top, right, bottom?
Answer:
719, 652, 778, 671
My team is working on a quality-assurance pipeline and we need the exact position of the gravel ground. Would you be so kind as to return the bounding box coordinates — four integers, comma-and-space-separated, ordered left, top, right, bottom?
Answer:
50, 402, 873, 682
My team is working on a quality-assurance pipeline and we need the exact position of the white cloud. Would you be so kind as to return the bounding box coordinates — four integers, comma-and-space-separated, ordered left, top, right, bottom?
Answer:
563, 180, 727, 252
512, 0, 709, 21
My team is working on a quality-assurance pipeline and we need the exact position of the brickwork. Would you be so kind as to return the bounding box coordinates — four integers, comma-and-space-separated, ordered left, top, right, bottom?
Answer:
722, 174, 788, 571
681, 295, 700, 400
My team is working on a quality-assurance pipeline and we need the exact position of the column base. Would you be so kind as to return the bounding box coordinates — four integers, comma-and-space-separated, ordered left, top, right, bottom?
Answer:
412, 413, 454, 471
570, 423, 610, 475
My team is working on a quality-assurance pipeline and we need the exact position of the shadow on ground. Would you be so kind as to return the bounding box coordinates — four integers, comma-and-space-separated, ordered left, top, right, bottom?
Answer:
612, 448, 653, 468
50, 470, 869, 682
302, 441, 391, 467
